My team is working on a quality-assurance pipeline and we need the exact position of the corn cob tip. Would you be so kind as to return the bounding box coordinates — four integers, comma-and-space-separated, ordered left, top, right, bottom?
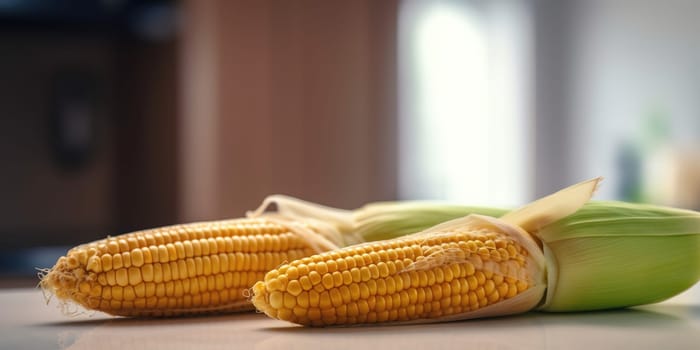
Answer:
251, 281, 274, 317
38, 252, 98, 316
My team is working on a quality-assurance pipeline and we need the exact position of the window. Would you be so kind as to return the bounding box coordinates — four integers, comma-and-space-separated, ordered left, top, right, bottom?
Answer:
398, 0, 533, 206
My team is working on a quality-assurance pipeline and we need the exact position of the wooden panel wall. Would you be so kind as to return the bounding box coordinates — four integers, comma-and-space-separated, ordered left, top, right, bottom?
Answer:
179, 0, 398, 221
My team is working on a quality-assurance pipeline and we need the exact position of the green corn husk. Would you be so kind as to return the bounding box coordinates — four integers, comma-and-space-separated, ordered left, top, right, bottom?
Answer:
536, 201, 700, 311
353, 201, 508, 242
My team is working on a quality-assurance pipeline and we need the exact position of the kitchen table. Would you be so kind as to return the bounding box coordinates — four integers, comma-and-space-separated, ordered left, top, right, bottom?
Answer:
2, 285, 699, 350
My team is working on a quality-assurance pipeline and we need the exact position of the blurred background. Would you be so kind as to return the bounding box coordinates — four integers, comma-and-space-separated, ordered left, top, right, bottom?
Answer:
1, 0, 699, 285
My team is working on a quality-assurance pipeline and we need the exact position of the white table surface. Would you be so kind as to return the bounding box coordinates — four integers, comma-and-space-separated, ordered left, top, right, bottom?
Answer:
2, 284, 699, 350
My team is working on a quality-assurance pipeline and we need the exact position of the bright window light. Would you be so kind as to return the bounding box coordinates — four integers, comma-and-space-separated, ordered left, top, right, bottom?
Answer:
398, 0, 532, 207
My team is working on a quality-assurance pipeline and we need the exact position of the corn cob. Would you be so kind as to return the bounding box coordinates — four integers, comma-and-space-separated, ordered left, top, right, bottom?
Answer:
252, 215, 545, 325
40, 219, 321, 316
252, 178, 700, 326
40, 198, 503, 316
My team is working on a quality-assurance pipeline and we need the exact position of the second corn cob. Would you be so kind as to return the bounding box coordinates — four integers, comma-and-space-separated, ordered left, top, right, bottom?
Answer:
252, 178, 700, 326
